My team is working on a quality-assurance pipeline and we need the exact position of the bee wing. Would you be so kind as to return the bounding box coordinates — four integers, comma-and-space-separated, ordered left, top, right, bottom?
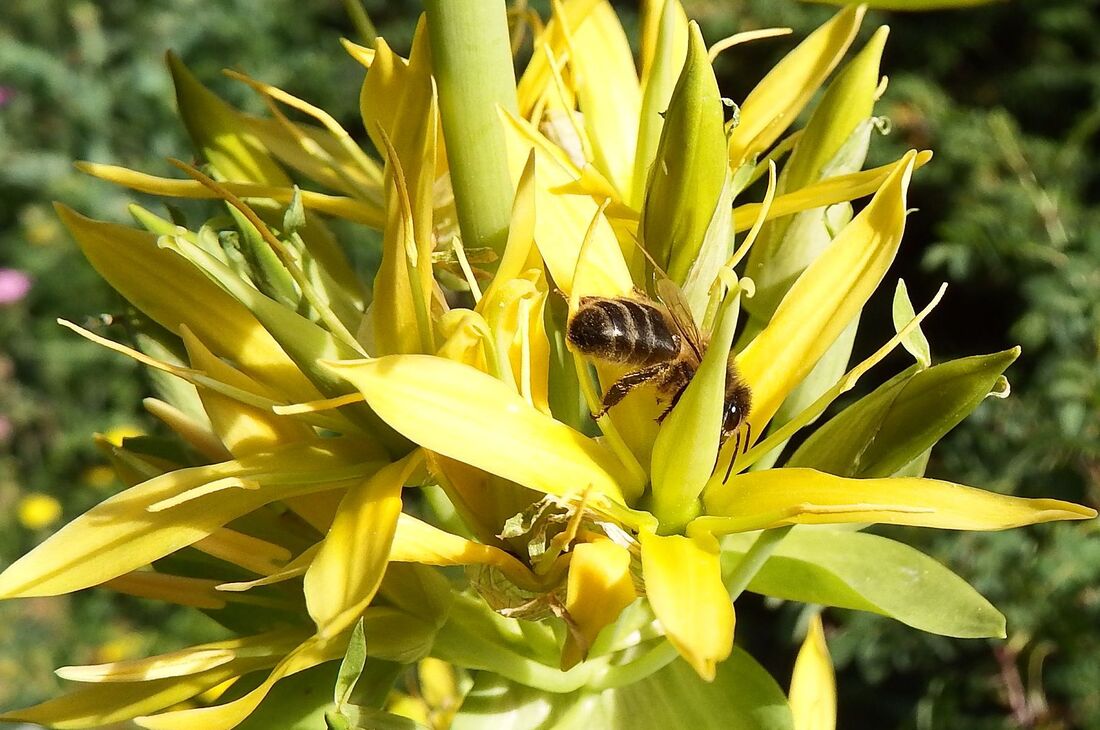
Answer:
623, 229, 706, 359
655, 276, 705, 361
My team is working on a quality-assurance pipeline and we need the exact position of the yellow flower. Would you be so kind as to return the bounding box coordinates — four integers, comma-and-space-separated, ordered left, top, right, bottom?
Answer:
17, 493, 62, 530
0, 2, 1092, 728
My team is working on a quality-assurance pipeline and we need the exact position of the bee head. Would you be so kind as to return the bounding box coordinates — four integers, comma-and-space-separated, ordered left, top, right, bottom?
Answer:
720, 379, 752, 442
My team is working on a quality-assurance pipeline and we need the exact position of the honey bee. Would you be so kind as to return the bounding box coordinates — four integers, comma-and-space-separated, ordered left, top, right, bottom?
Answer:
566, 278, 752, 457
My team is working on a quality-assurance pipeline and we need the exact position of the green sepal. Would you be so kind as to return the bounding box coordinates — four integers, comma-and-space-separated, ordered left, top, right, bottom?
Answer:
892, 279, 932, 368
650, 286, 741, 531
722, 529, 1006, 638
640, 21, 726, 286
787, 349, 1020, 478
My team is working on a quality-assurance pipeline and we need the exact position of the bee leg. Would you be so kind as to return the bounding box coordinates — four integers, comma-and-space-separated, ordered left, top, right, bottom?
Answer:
594, 363, 667, 418
656, 388, 686, 422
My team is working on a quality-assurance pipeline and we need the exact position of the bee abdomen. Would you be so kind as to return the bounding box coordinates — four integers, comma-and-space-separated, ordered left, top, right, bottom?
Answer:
567, 297, 679, 366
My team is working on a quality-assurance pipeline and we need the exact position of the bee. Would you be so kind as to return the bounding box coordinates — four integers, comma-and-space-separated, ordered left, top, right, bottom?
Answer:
566, 278, 752, 458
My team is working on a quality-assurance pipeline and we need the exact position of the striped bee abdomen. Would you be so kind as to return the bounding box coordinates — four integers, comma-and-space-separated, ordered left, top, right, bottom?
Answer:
567, 296, 680, 366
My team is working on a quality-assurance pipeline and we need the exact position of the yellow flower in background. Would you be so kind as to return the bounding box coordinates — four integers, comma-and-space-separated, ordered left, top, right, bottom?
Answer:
0, 1, 1092, 729
17, 493, 62, 530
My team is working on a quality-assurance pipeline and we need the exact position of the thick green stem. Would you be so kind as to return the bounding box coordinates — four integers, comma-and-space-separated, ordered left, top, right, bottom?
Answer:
424, 0, 517, 257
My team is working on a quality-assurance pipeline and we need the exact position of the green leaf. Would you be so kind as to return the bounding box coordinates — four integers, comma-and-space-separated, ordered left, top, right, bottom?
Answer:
722, 529, 1006, 638
451, 650, 793, 730
787, 349, 1020, 478
335, 619, 368, 707
892, 279, 931, 367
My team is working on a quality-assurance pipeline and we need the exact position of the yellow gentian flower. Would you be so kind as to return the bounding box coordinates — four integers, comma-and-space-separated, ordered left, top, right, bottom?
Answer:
0, 2, 1092, 729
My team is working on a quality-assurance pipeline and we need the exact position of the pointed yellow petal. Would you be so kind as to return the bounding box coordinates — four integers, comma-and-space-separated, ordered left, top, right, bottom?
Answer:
700, 468, 1097, 534
390, 513, 540, 592
322, 355, 633, 503
0, 444, 375, 598
501, 110, 633, 298
134, 635, 343, 730
76, 162, 382, 226
55, 205, 321, 403
570, 1, 641, 198
727, 5, 865, 169
0, 664, 256, 730
737, 151, 916, 434
640, 531, 733, 680
790, 615, 836, 730
56, 629, 303, 683
102, 571, 226, 610
181, 326, 316, 459
561, 538, 637, 669
731, 152, 932, 233
516, 0, 600, 116
305, 452, 422, 637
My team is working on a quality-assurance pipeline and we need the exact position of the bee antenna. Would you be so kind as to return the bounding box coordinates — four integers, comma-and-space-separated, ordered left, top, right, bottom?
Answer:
742, 422, 752, 456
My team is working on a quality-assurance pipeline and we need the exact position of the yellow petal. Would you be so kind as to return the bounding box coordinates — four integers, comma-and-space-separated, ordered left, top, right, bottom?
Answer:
639, 530, 733, 680
737, 151, 916, 435
501, 109, 633, 298
56, 629, 304, 683
390, 513, 540, 592
0, 444, 375, 598
516, 0, 600, 116
790, 615, 836, 730
569, 1, 641, 198
134, 635, 343, 730
305, 452, 422, 637
76, 162, 382, 226
242, 114, 383, 201
699, 467, 1097, 533
561, 538, 637, 669
55, 205, 321, 404
727, 5, 865, 169
103, 570, 226, 610
370, 127, 434, 355
181, 326, 316, 459
731, 152, 932, 233
0, 664, 257, 730
322, 356, 634, 503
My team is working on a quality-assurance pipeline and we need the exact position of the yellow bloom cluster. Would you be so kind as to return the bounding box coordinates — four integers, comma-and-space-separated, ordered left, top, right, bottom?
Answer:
0, 2, 1092, 728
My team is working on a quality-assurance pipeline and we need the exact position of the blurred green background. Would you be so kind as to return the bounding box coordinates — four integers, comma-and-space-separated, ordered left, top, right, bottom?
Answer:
0, 1, 1096, 727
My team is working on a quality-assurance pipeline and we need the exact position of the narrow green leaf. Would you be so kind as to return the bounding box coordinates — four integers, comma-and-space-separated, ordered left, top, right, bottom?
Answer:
722, 529, 1006, 638
334, 619, 368, 707
787, 349, 1020, 478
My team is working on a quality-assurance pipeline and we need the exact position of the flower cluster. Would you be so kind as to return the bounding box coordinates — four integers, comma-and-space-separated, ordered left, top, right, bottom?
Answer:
1, 2, 1093, 729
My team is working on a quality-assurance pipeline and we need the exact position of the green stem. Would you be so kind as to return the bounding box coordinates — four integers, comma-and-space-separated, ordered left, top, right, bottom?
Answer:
586, 640, 679, 691
724, 526, 792, 599
341, 0, 378, 47
424, 0, 517, 257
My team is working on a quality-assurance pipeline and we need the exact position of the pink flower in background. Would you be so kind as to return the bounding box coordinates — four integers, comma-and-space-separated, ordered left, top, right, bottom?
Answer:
0, 87, 13, 106
0, 416, 11, 442
0, 268, 32, 304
